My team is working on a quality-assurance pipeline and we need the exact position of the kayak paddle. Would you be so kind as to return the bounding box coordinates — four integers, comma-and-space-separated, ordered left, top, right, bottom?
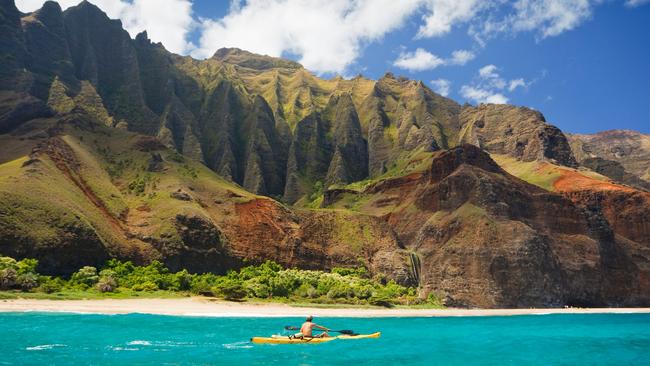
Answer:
284, 326, 357, 335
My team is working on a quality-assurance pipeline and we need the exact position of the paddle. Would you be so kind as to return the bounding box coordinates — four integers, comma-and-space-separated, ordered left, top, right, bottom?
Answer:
284, 326, 357, 335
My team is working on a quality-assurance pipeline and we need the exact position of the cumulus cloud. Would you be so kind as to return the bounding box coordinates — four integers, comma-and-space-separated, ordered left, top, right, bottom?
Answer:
508, 78, 528, 91
460, 64, 529, 104
479, 64, 499, 79
416, 0, 488, 38
16, 0, 195, 54
394, 48, 475, 72
478, 64, 507, 89
448, 49, 476, 65
460, 86, 508, 104
194, 0, 421, 74
509, 0, 594, 39
430, 79, 451, 96
394, 48, 445, 72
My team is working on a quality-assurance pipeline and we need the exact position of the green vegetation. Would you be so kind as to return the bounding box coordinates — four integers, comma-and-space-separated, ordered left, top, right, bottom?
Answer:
0, 256, 442, 308
128, 173, 158, 195
491, 154, 563, 192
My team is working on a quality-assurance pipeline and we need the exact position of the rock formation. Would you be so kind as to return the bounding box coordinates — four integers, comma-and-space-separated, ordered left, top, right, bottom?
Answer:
568, 130, 650, 190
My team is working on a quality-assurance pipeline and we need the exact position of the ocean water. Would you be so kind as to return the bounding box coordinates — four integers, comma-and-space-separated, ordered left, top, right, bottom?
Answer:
0, 312, 649, 365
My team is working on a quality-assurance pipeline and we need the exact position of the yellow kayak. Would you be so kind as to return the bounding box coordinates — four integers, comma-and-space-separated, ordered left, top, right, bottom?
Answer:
251, 332, 381, 344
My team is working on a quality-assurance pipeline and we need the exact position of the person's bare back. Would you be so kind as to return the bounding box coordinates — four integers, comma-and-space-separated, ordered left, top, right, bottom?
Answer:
300, 316, 330, 338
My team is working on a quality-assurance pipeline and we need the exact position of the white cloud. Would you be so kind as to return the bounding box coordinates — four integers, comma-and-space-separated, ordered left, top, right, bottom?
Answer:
16, 0, 196, 54
394, 48, 476, 72
460, 85, 508, 104
394, 48, 445, 72
16, 0, 85, 12
461, 64, 530, 104
479, 64, 499, 79
430, 79, 451, 96
448, 49, 475, 65
194, 0, 421, 74
417, 0, 489, 38
478, 64, 507, 89
625, 0, 650, 6
119, 0, 195, 54
509, 0, 594, 39
508, 78, 527, 91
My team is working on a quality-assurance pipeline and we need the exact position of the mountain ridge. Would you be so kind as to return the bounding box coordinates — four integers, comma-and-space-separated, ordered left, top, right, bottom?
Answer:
1, 0, 588, 201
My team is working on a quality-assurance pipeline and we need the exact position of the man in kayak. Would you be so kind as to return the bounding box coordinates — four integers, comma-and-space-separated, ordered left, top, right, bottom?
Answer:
299, 316, 330, 338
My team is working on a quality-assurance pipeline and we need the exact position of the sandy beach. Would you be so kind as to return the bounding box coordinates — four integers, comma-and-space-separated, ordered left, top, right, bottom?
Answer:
1, 298, 650, 317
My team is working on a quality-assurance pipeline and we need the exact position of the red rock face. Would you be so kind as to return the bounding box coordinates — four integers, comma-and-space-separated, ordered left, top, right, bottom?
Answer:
220, 198, 410, 280
562, 189, 650, 247
552, 171, 650, 303
336, 144, 650, 307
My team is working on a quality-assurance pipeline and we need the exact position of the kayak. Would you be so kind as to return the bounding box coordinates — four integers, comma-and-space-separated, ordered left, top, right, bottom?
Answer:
251, 332, 381, 344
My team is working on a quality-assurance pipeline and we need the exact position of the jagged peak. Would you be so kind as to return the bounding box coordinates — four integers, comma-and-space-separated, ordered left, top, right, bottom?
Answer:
40, 1, 62, 14
211, 47, 302, 70
468, 103, 546, 122
22, 0, 63, 27
591, 129, 647, 138
63, 0, 121, 27
135, 30, 149, 42
428, 144, 504, 183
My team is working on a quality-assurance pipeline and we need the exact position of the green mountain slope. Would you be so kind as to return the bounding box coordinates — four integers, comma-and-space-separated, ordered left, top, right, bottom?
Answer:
1, 0, 580, 204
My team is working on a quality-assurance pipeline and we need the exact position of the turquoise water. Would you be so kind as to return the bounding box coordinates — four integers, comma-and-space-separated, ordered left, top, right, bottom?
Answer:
1, 313, 649, 365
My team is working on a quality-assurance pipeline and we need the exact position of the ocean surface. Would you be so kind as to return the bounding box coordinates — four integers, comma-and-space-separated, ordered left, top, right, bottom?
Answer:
0, 312, 649, 365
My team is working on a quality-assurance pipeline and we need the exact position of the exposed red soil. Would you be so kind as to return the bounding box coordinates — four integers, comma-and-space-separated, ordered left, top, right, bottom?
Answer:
553, 169, 636, 193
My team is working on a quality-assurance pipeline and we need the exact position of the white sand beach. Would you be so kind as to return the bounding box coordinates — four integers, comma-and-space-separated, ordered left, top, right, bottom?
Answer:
1, 298, 650, 317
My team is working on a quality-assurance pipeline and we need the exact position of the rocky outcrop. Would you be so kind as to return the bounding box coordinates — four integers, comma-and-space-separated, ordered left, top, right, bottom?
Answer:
155, 213, 237, 273
580, 157, 650, 191
0, 0, 27, 89
284, 112, 333, 203
63, 2, 158, 134
459, 104, 578, 167
0, 92, 52, 133
21, 1, 76, 99
326, 145, 649, 307
560, 185, 650, 248
212, 47, 303, 70
325, 93, 368, 185
568, 130, 650, 186
241, 96, 288, 195
197, 79, 243, 181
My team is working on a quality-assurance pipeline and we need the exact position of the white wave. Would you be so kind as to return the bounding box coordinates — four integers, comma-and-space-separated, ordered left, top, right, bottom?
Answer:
109, 346, 139, 351
223, 341, 253, 349
26, 344, 67, 351
127, 340, 152, 346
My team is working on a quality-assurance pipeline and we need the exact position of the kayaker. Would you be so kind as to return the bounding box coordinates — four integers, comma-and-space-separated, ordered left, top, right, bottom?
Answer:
299, 315, 330, 338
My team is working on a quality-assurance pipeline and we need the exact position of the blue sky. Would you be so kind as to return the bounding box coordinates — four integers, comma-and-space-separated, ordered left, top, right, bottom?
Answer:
15, 0, 650, 134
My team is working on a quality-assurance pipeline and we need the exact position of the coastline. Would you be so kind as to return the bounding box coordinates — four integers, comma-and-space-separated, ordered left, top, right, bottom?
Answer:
1, 298, 650, 317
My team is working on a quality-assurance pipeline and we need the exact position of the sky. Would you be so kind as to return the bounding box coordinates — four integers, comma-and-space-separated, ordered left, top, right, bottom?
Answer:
15, 0, 650, 134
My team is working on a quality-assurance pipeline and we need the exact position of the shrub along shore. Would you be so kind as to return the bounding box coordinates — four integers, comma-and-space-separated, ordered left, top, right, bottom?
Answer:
0, 257, 442, 307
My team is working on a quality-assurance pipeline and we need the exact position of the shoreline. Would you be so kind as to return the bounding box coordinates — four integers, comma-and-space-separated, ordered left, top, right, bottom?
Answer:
1, 298, 650, 317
